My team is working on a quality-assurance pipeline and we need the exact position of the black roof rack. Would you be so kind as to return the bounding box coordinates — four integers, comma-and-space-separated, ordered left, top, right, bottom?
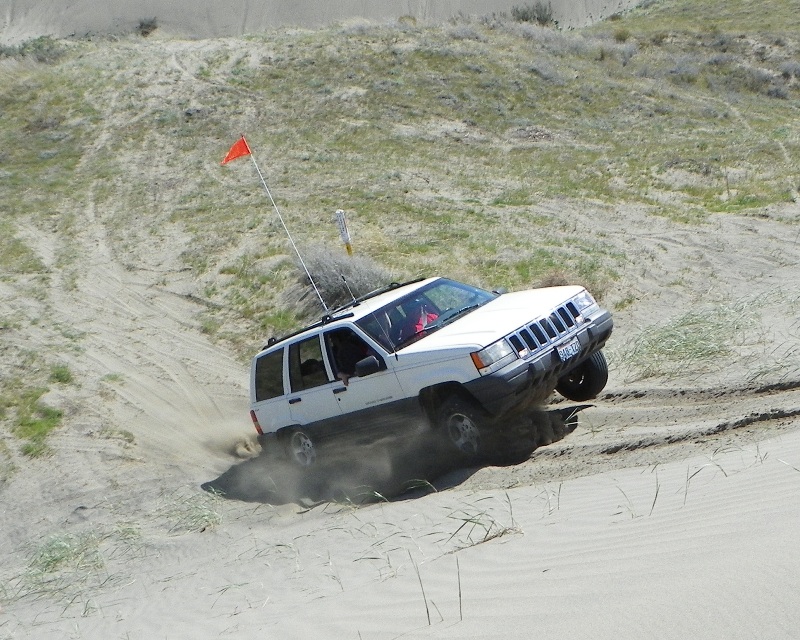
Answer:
261, 312, 355, 351
260, 277, 427, 351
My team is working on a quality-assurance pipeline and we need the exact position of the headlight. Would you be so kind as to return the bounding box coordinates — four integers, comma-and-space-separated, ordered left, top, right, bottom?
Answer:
572, 290, 598, 313
470, 339, 518, 375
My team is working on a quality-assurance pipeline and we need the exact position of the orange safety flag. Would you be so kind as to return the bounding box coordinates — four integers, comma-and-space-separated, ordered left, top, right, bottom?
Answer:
221, 136, 252, 164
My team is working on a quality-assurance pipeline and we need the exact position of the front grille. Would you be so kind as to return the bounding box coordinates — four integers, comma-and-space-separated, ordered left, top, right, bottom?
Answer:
508, 302, 581, 356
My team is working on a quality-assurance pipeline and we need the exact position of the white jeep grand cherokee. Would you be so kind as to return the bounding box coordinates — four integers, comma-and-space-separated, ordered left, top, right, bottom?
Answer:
249, 277, 613, 466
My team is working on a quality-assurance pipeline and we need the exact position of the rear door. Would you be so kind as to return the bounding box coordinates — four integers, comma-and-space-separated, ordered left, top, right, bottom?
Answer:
251, 347, 289, 433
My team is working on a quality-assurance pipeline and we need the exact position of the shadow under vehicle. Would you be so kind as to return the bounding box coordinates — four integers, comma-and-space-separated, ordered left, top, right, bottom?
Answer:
203, 405, 590, 506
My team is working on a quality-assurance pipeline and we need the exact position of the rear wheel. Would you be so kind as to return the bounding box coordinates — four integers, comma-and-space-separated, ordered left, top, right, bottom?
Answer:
556, 350, 608, 401
436, 396, 487, 461
283, 428, 317, 467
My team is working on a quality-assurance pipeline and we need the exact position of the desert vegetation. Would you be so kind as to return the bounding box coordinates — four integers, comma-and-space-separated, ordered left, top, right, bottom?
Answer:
1, 0, 799, 460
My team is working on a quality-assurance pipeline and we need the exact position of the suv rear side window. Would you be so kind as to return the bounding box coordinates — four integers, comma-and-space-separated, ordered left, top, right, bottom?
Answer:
289, 336, 330, 392
255, 349, 285, 402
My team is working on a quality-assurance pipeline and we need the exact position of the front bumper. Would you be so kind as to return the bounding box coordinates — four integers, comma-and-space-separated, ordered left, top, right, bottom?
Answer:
464, 310, 613, 417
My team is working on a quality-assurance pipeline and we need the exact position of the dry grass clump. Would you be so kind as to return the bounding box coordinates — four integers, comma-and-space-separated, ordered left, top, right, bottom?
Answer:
28, 532, 105, 574
0, 36, 68, 64
137, 17, 159, 37
3, 531, 105, 608
511, 2, 555, 26
158, 488, 223, 534
535, 270, 571, 288
2, 522, 147, 610
618, 300, 756, 381
443, 494, 522, 551
282, 246, 395, 319
0, 223, 46, 274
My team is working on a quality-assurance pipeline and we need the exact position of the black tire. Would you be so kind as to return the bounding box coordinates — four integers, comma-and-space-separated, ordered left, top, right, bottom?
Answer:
435, 396, 487, 461
282, 428, 317, 467
556, 350, 608, 401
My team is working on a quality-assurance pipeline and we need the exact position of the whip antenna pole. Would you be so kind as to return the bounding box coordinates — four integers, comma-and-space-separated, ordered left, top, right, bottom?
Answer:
222, 135, 328, 312
249, 157, 328, 312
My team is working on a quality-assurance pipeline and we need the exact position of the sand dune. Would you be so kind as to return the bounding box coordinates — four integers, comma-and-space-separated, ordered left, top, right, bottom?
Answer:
3, 171, 799, 636
2, 0, 645, 43
2, 4, 800, 638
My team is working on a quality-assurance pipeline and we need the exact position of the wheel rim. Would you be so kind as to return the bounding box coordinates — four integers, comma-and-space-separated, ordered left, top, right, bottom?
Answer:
561, 366, 587, 389
446, 413, 480, 455
289, 431, 316, 466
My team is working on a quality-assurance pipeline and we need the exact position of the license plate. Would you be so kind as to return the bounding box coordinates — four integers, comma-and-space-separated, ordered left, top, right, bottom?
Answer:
557, 338, 581, 362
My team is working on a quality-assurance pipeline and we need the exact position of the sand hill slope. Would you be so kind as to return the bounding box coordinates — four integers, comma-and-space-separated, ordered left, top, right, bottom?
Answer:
2, 3, 800, 637
2, 0, 645, 43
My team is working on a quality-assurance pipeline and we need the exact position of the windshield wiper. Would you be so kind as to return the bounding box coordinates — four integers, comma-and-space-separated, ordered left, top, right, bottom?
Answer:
432, 304, 481, 327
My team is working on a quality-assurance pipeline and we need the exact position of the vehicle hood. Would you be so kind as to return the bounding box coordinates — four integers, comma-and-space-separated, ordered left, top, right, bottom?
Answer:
400, 285, 584, 354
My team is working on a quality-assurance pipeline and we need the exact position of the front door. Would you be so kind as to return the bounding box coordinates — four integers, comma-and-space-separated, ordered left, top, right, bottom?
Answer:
323, 329, 423, 440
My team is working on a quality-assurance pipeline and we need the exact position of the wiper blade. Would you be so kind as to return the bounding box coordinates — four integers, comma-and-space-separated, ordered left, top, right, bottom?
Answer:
432, 304, 481, 327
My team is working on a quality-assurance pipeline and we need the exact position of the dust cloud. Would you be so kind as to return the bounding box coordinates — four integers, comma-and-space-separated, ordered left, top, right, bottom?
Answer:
202, 406, 588, 505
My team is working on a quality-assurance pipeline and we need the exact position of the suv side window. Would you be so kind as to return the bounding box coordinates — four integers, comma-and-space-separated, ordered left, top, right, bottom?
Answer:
288, 335, 330, 392
255, 348, 285, 402
325, 328, 381, 381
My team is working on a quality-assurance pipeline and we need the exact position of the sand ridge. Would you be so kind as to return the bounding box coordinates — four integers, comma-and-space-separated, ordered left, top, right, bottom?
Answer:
2, 0, 647, 43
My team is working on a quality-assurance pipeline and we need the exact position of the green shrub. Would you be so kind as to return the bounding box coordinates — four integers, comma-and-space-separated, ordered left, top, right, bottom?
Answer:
780, 61, 800, 78
49, 365, 73, 384
614, 28, 631, 43
9, 388, 63, 457
0, 36, 67, 64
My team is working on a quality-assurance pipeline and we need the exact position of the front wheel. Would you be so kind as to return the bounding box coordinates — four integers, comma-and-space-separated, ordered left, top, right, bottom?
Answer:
283, 428, 317, 467
556, 350, 608, 401
436, 396, 487, 461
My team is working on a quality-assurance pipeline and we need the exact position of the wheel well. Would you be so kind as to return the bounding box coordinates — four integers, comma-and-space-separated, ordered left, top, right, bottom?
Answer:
275, 425, 302, 441
419, 383, 478, 423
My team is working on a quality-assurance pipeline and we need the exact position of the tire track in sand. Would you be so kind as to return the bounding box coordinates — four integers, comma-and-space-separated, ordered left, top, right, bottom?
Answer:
460, 380, 800, 493
52, 177, 251, 472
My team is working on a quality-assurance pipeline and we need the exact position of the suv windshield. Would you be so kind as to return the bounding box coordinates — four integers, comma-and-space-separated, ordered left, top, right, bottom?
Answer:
356, 279, 497, 351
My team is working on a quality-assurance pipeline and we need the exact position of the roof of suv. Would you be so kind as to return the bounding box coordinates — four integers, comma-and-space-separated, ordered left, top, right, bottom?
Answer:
259, 276, 439, 352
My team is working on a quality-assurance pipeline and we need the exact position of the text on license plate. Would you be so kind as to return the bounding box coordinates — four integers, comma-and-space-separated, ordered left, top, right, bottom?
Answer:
557, 338, 581, 362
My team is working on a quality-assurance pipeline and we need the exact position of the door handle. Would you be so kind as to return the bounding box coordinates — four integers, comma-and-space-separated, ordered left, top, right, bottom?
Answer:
332, 386, 348, 394
288, 397, 302, 404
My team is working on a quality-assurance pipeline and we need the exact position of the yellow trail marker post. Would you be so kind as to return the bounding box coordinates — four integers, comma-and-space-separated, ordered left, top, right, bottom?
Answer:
335, 209, 353, 256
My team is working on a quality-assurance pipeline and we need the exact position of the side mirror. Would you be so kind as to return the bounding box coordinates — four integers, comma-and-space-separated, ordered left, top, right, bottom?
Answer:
355, 355, 383, 377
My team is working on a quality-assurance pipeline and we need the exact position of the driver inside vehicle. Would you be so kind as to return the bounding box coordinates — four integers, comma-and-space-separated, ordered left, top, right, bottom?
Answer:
328, 330, 372, 386
400, 299, 439, 342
